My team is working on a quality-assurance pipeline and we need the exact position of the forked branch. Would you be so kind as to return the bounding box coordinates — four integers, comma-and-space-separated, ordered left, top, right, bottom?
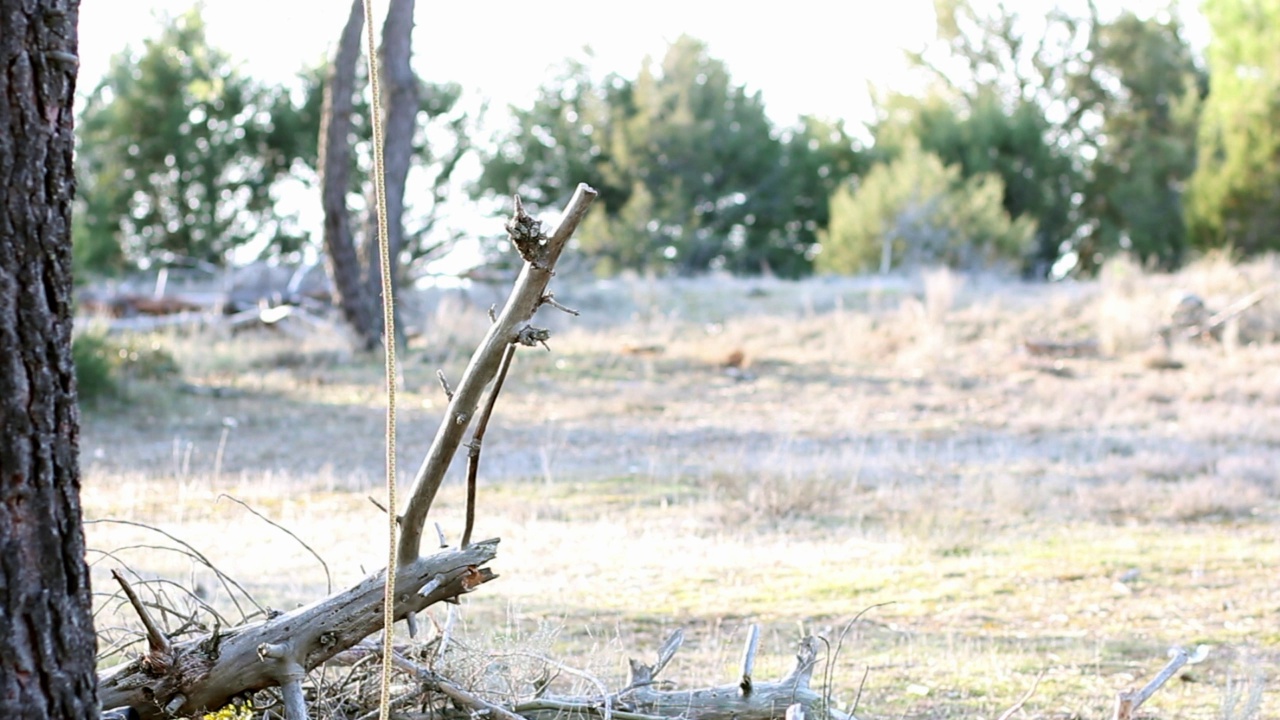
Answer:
398, 184, 597, 565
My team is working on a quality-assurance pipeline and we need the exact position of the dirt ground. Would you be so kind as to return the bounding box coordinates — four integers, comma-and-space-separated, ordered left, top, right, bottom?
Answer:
81, 258, 1279, 719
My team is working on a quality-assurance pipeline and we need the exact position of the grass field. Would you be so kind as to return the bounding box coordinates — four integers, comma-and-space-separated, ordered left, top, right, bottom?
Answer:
81, 255, 1279, 719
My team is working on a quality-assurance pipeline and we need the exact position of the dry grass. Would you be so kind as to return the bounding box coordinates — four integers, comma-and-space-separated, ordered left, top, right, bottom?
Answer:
81, 257, 1280, 718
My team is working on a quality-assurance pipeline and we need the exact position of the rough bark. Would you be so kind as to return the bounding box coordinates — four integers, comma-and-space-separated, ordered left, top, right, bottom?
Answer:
364, 0, 418, 346
318, 0, 380, 350
0, 1, 100, 718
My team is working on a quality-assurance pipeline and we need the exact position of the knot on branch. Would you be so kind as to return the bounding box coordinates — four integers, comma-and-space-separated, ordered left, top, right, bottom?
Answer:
506, 195, 548, 267
515, 325, 551, 350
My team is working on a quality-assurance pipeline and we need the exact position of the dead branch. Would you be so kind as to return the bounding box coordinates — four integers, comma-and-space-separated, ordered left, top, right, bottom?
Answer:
217, 494, 333, 594
398, 184, 597, 566
95, 187, 595, 718
98, 540, 498, 719
463, 343, 518, 548
995, 670, 1044, 720
1112, 645, 1209, 720
740, 624, 761, 696
111, 570, 171, 659
87, 519, 262, 622
1181, 284, 1276, 341
515, 636, 844, 720
391, 651, 530, 720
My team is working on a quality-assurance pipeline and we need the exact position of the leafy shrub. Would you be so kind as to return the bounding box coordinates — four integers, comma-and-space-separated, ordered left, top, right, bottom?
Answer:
817, 139, 1035, 274
72, 331, 181, 405
72, 332, 117, 404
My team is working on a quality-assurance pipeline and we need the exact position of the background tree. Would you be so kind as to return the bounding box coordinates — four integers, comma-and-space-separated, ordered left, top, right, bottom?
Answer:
1069, 10, 1204, 270
318, 0, 378, 349
1185, 0, 1280, 256
904, 0, 1205, 274
870, 90, 1078, 275
478, 37, 859, 277
818, 139, 1033, 273
313, 0, 468, 347
75, 7, 304, 272
0, 0, 100, 717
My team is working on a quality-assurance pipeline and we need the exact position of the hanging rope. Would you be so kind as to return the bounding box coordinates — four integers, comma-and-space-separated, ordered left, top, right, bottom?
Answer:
360, 0, 400, 718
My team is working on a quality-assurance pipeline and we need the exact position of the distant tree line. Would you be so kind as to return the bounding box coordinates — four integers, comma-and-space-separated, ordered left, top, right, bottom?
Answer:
74, 0, 1280, 283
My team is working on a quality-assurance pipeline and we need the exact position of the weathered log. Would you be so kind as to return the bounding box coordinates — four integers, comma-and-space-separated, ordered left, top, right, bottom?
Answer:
98, 540, 498, 719
511, 634, 851, 720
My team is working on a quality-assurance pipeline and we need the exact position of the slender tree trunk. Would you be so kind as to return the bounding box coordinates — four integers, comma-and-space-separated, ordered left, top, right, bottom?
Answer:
364, 0, 417, 346
319, 0, 380, 351
0, 1, 100, 718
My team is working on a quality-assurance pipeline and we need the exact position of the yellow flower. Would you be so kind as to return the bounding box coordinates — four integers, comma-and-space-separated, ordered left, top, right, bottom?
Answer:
200, 700, 254, 720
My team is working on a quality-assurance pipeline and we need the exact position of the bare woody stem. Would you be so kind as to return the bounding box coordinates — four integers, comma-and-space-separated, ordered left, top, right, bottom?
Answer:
462, 342, 518, 548
397, 184, 598, 565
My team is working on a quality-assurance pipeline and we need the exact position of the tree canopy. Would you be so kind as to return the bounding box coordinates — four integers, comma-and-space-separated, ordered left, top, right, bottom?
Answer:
74, 6, 469, 281
75, 8, 303, 272
73, 3, 1280, 282
1185, 0, 1280, 257
477, 38, 864, 277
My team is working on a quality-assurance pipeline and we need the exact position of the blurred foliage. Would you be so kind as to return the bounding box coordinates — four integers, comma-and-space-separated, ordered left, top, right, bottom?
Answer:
71, 3, 1280, 280
1186, 0, 1280, 257
72, 330, 180, 406
1071, 11, 1205, 271
75, 8, 304, 272
818, 140, 1033, 273
72, 332, 118, 405
476, 38, 865, 276
870, 91, 1076, 275
898, 0, 1204, 275
74, 6, 471, 281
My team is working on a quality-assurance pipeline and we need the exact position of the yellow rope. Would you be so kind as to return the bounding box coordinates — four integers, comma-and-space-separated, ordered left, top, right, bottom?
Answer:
360, 1, 399, 718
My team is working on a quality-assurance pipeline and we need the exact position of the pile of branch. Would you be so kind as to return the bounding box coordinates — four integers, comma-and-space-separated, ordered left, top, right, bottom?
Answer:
97, 186, 598, 719
316, 628, 845, 720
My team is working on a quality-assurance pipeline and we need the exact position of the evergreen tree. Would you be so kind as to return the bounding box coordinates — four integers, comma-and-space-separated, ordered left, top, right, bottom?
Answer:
1186, 0, 1280, 256
75, 8, 300, 271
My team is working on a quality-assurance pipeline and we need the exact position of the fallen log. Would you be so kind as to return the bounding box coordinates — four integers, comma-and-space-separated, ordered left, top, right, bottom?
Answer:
98, 540, 498, 719
356, 629, 852, 720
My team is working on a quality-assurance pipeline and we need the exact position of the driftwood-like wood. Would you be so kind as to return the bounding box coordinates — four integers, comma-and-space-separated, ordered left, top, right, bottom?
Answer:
98, 540, 497, 719
96, 188, 597, 718
398, 184, 598, 566
514, 634, 852, 720
1112, 645, 1208, 720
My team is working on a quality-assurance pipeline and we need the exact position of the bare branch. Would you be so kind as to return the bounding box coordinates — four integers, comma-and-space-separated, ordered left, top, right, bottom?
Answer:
397, 184, 597, 566
740, 624, 760, 697
391, 652, 530, 720
996, 670, 1044, 720
110, 569, 170, 657
627, 628, 684, 688
1113, 646, 1209, 720
281, 678, 310, 720
218, 494, 332, 595
541, 292, 580, 316
99, 541, 500, 718
463, 343, 519, 547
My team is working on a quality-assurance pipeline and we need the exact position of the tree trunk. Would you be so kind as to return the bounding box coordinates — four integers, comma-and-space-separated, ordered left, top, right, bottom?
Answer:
0, 1, 100, 718
318, 0, 380, 351
364, 0, 418, 347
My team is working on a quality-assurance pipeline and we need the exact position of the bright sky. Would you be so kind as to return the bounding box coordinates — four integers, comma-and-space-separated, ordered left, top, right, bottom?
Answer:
75, 0, 936, 131
77, 0, 1208, 133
